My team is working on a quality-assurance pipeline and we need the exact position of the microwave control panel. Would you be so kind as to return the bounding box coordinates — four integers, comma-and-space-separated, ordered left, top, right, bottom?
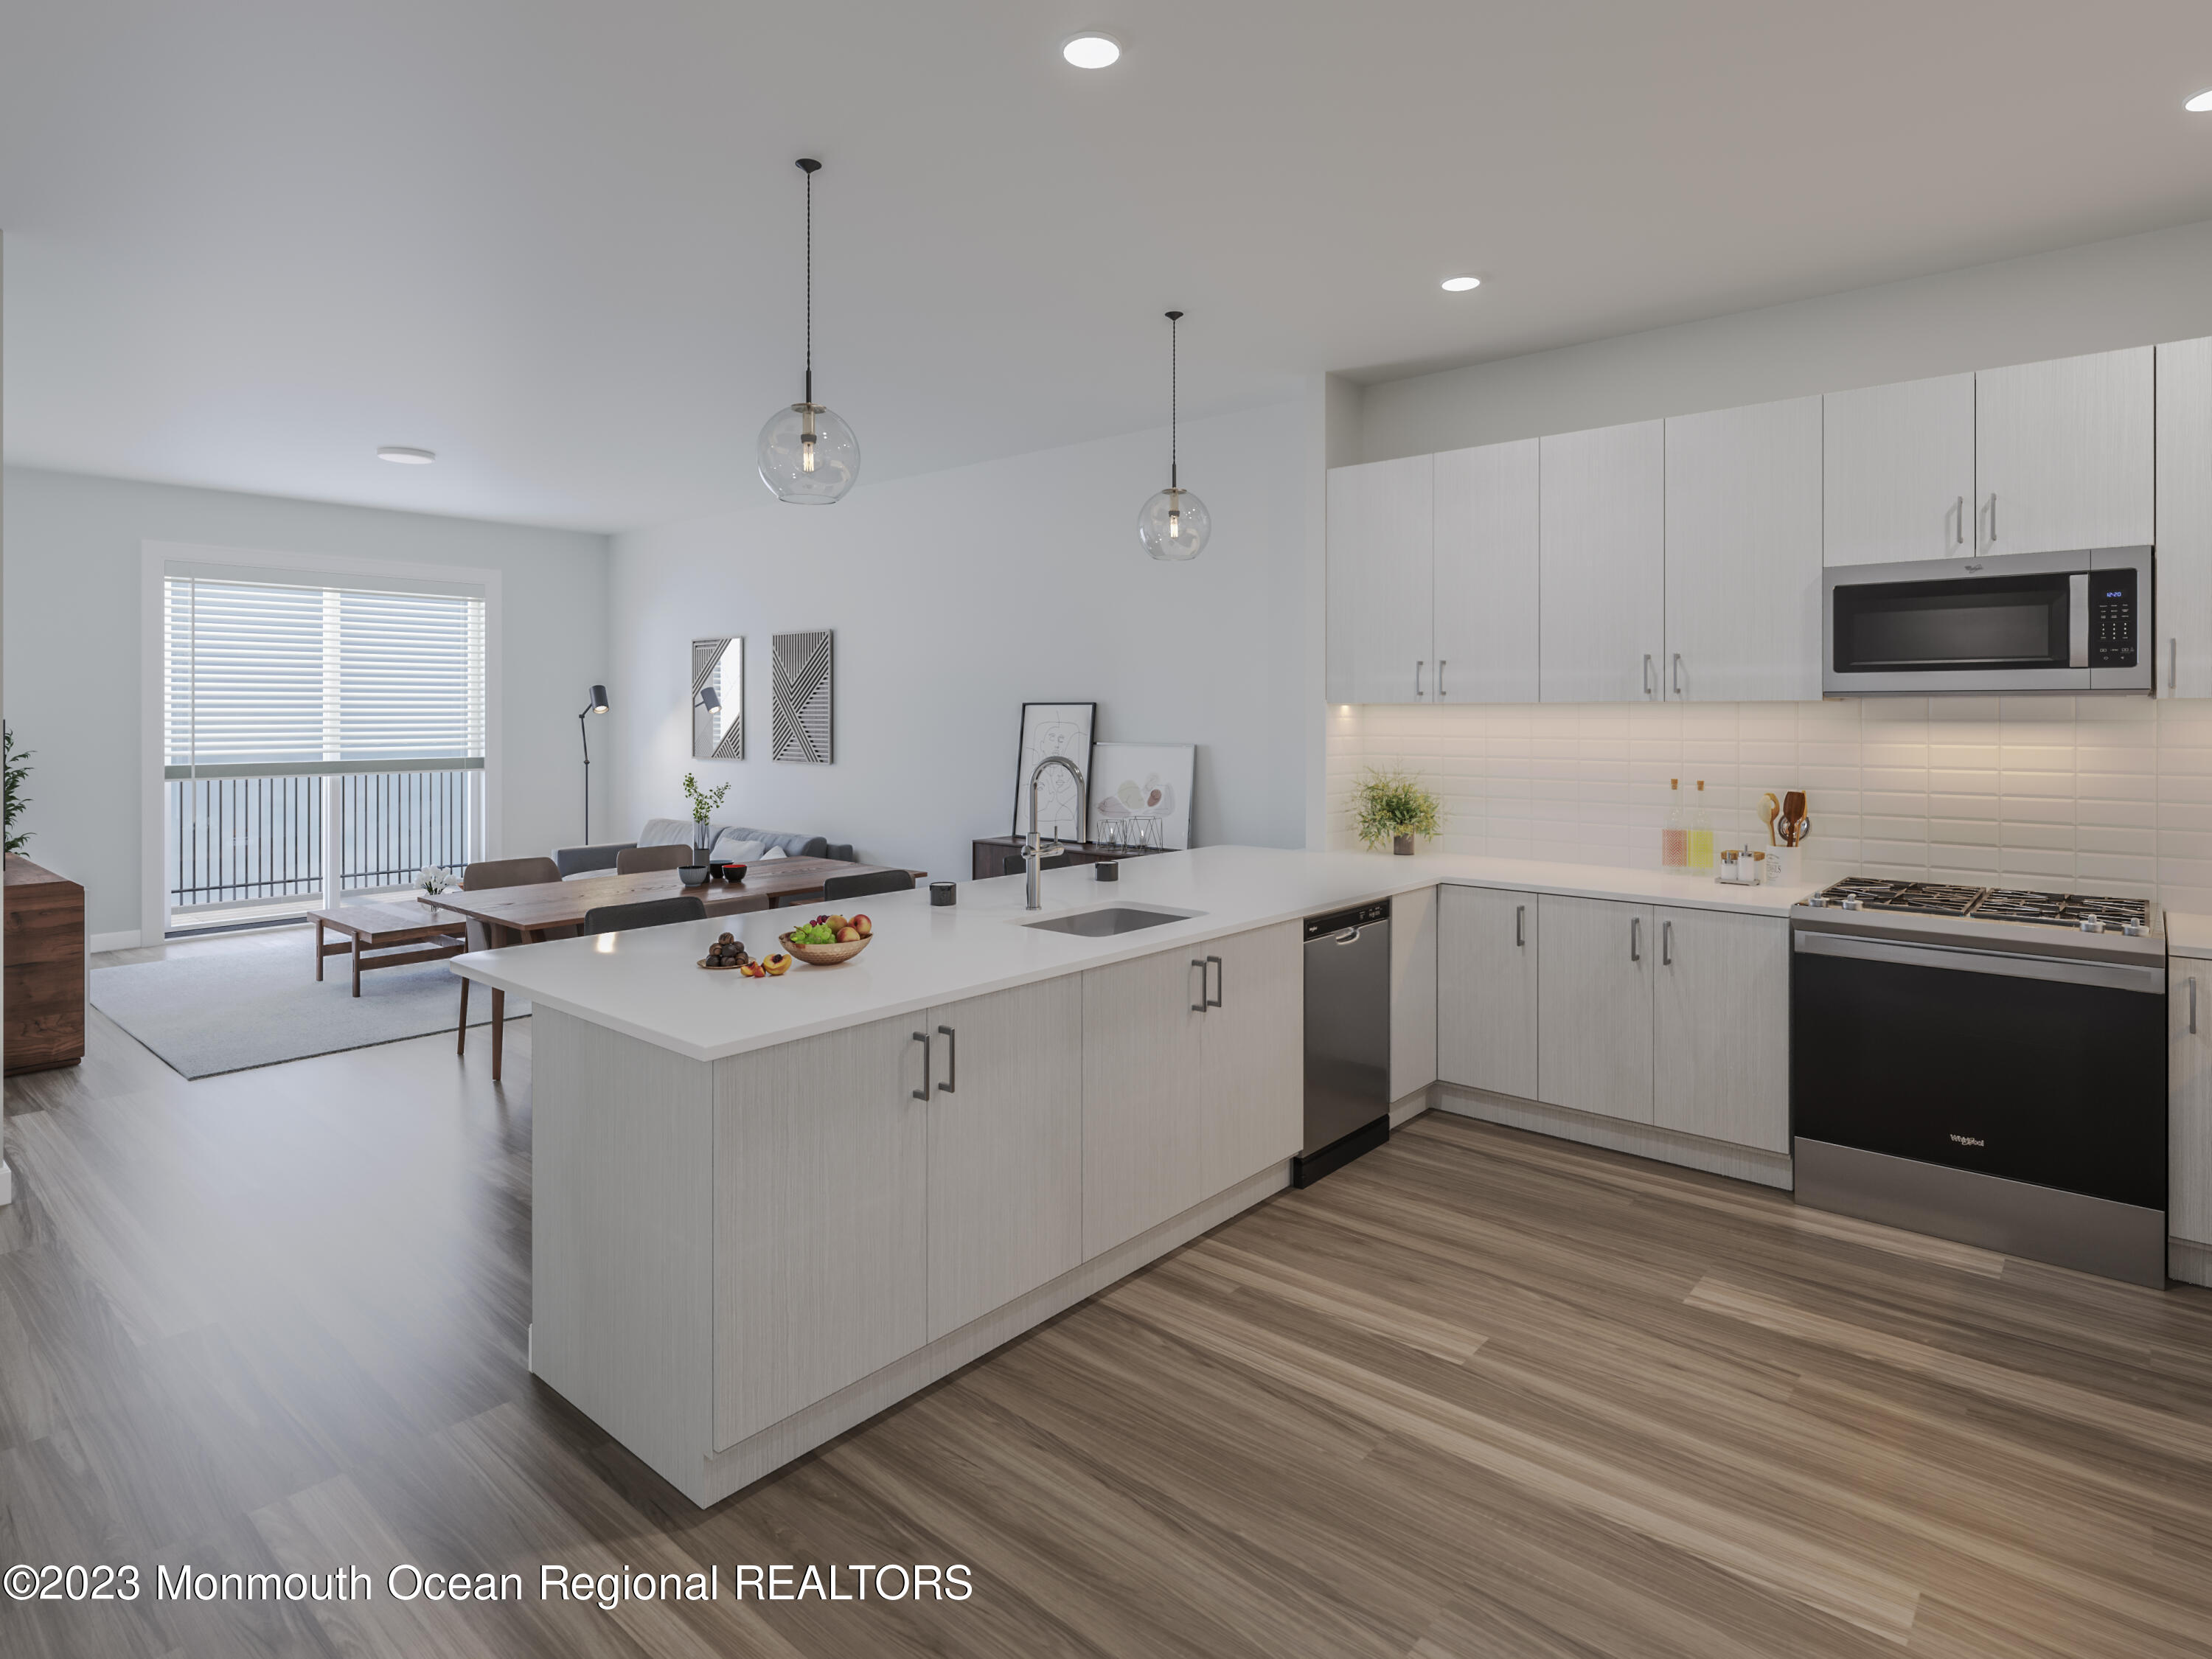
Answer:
2091, 569, 2138, 667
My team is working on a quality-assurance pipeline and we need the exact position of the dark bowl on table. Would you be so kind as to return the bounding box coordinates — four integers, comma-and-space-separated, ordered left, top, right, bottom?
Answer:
678, 865, 711, 887
720, 863, 748, 883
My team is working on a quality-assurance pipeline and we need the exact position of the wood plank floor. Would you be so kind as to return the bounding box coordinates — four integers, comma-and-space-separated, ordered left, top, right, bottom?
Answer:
5, 932, 2212, 1656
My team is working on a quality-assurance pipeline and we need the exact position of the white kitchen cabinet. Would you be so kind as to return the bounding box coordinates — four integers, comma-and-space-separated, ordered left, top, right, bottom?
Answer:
1534, 894, 1654, 1124
1082, 946, 1208, 1258
1433, 439, 1540, 703
1975, 346, 2154, 557
1651, 907, 1790, 1152
2158, 337, 2212, 699
1663, 396, 1824, 702
713, 1015, 928, 1449
2171, 968, 2212, 1248
1389, 883, 1439, 1105
1326, 453, 1434, 704
1823, 372, 1976, 566
1540, 420, 1666, 703
924, 976, 1084, 1340
1197, 921, 1304, 1192
1436, 885, 1538, 1100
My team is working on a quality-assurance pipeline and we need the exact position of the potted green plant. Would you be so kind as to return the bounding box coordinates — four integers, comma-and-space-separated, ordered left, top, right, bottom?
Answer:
682, 771, 731, 850
3, 723, 30, 858
1354, 767, 1441, 856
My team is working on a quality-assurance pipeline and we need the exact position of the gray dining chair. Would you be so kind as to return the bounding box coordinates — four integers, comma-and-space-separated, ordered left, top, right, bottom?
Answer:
580, 896, 707, 934
822, 868, 915, 903
615, 844, 695, 875
456, 855, 563, 1082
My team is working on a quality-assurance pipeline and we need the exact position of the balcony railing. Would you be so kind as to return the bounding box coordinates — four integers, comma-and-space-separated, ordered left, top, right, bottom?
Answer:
166, 765, 479, 917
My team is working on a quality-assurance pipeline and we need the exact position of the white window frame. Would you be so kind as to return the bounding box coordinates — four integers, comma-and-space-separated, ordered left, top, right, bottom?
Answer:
138, 541, 505, 941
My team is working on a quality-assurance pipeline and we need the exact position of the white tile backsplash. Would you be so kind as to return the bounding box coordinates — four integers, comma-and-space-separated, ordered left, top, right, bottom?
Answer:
1326, 698, 2212, 913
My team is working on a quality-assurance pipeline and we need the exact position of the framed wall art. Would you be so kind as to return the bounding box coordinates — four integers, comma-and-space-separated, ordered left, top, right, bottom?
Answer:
692, 636, 742, 759
1011, 701, 1096, 841
1090, 741, 1194, 849
771, 630, 834, 763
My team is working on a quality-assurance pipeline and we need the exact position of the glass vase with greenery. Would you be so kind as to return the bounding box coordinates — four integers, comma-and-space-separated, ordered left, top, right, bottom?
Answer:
3, 723, 30, 858
682, 771, 731, 849
1353, 767, 1441, 855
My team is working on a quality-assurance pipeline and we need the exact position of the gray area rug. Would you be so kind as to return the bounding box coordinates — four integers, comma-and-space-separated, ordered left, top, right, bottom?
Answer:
91, 950, 528, 1079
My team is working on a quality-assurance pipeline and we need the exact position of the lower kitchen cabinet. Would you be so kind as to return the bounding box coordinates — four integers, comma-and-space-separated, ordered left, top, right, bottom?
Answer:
1536, 894, 1655, 1124
714, 1015, 928, 1450
1390, 883, 1439, 1105
1197, 921, 1304, 1193
1652, 906, 1789, 1152
924, 976, 1084, 1340
1436, 885, 1539, 1099
2171, 967, 2212, 1247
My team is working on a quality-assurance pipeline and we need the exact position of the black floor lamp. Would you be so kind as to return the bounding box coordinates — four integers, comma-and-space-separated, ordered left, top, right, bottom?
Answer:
579, 685, 609, 843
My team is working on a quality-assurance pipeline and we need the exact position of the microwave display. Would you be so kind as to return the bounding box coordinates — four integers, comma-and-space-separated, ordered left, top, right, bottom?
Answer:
2090, 575, 2138, 667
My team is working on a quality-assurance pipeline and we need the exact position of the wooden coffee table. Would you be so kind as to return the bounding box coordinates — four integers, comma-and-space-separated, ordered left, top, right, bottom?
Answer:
312, 903, 468, 997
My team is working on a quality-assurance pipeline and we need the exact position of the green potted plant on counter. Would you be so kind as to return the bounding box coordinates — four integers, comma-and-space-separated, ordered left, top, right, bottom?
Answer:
1354, 767, 1441, 856
682, 771, 730, 850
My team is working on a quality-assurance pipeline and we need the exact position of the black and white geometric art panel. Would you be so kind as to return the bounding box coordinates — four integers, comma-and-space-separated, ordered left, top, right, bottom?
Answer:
771, 630, 834, 764
692, 636, 742, 760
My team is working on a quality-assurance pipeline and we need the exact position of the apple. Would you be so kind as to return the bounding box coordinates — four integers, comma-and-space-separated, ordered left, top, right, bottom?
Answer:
837, 925, 860, 944
852, 914, 872, 936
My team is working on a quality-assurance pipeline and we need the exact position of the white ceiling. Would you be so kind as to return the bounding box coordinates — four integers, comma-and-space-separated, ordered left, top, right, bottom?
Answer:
4, 0, 2212, 532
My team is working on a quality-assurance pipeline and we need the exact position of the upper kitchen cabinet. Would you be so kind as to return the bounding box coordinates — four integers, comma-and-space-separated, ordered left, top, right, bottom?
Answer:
1823, 372, 1976, 566
1663, 396, 1823, 701
1975, 346, 2154, 557
2158, 337, 2212, 699
1539, 420, 1666, 702
1433, 439, 1540, 703
1326, 453, 1434, 704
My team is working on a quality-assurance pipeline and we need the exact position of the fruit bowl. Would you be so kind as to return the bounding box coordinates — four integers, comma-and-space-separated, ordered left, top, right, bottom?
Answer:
779, 931, 871, 967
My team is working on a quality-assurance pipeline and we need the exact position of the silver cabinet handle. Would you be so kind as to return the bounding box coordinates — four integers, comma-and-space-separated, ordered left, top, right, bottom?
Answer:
1206, 954, 1224, 1009
936, 1024, 956, 1093
1514, 903, 1526, 947
1661, 919, 1673, 966
2171, 637, 2179, 692
1672, 653, 1684, 696
1414, 660, 1425, 698
1952, 495, 1964, 547
2192, 977, 2199, 1036
1191, 959, 1208, 1013
911, 1029, 932, 1101
1630, 917, 1641, 962
1643, 654, 1655, 698
1437, 659, 1447, 698
1981, 493, 1997, 547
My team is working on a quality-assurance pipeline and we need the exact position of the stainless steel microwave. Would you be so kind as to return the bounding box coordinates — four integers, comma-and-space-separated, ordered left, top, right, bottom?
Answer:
1821, 546, 2152, 696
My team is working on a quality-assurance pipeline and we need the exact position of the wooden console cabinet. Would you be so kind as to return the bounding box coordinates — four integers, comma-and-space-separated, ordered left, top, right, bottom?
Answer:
5, 855, 86, 1074
970, 836, 1168, 882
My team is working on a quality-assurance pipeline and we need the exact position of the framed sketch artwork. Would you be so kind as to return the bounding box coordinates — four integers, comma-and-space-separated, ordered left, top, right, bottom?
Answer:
1090, 741, 1195, 849
1011, 701, 1096, 841
692, 636, 742, 759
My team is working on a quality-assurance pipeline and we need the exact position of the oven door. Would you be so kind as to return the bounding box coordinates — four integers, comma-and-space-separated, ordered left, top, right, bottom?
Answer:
1821, 546, 2149, 695
1790, 930, 2165, 1209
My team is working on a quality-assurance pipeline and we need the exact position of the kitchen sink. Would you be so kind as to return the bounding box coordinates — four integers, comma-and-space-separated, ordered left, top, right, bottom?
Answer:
1022, 905, 1195, 938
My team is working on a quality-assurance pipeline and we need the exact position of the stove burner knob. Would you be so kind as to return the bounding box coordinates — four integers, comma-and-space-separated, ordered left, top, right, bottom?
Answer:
1840, 897, 1862, 910
2079, 917, 2104, 933
2124, 921, 2146, 936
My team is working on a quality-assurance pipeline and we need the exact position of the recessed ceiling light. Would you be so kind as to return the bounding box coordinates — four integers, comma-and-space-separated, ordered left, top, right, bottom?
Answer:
2188, 88, 2212, 113
377, 445, 436, 465
1441, 275, 1481, 292
1062, 33, 1121, 69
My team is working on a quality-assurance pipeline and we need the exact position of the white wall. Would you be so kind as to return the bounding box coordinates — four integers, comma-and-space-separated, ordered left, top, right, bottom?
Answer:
2, 466, 611, 939
610, 401, 1312, 885
1359, 215, 2212, 462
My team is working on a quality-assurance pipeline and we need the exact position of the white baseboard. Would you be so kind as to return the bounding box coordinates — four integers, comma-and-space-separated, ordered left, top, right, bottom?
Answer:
89, 930, 142, 953
0, 1157, 13, 1207
2172, 1237, 2212, 1287
1389, 1087, 1431, 1128
1432, 1082, 1794, 1191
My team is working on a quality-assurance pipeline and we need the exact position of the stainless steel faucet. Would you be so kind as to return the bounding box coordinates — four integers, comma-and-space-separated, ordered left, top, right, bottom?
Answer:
1024, 754, 1085, 910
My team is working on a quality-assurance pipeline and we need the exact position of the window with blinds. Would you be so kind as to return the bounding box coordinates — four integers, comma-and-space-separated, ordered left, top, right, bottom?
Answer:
164, 574, 487, 776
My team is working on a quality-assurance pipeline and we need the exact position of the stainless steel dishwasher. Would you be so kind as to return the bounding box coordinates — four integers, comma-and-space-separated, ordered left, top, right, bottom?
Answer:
1297, 898, 1392, 1188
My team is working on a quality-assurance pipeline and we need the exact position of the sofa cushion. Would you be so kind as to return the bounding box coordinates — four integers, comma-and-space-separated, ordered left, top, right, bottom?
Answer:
709, 834, 771, 865
638, 818, 699, 848
705, 824, 830, 860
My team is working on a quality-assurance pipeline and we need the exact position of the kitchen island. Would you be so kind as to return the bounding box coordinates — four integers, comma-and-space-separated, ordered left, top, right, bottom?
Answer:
457, 846, 1817, 1506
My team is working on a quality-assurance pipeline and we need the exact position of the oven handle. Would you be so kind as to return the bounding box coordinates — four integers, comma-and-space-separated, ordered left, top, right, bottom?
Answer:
1793, 928, 2163, 995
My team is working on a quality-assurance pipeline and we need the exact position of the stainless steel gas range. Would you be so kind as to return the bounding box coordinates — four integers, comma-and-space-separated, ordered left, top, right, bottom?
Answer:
1790, 877, 2167, 1285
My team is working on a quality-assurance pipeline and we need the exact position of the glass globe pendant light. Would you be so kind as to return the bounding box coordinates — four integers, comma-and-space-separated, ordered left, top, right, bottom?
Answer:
757, 158, 860, 504
1139, 310, 1209, 561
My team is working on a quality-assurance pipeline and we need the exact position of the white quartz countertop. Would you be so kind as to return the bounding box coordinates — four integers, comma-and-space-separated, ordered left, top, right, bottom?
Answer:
451, 846, 1823, 1062
2168, 913, 2212, 960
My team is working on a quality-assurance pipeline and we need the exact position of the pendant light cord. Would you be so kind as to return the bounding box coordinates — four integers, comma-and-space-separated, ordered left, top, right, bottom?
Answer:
1166, 310, 1182, 488
796, 157, 821, 405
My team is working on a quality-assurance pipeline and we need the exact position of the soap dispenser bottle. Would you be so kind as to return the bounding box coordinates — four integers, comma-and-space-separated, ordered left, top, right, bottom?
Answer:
1660, 779, 1688, 869
1688, 780, 1715, 871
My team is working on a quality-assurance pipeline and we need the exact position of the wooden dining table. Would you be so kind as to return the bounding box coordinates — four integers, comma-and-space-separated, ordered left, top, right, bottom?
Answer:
419, 857, 927, 1080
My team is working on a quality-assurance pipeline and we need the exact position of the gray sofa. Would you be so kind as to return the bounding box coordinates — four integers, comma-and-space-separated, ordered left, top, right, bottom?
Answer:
553, 817, 856, 878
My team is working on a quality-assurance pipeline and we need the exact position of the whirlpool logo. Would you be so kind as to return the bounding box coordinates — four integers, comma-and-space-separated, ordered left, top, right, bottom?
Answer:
1949, 1133, 1987, 1148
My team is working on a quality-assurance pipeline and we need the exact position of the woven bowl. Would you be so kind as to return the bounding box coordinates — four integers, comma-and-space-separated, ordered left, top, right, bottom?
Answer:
779, 931, 872, 967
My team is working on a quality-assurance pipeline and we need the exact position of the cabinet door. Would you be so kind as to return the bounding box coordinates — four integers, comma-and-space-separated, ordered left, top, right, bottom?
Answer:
1389, 883, 1439, 1105
714, 1015, 926, 1449
1082, 947, 1207, 1258
1663, 396, 1823, 702
1540, 420, 1666, 703
2173, 968, 2212, 1247
925, 976, 1084, 1340
1326, 453, 1434, 703
1535, 895, 1654, 1123
1198, 922, 1304, 1192
1975, 347, 2154, 557
1434, 439, 1539, 702
1652, 908, 1790, 1152
2158, 338, 2212, 700
1823, 373, 1976, 566
1436, 885, 1538, 1099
